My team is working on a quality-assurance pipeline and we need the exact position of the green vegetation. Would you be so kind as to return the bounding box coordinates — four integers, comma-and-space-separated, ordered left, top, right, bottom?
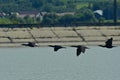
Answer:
0, 0, 119, 25
76, 3, 89, 9
0, 18, 12, 24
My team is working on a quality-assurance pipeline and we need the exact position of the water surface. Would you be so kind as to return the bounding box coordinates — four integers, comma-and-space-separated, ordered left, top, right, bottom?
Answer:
0, 46, 120, 80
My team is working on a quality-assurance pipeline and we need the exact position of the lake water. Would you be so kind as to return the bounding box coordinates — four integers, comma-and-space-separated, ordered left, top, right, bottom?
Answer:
0, 46, 120, 80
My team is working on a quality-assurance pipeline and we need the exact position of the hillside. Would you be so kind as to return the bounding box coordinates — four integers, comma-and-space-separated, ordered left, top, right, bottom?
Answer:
0, 0, 120, 24
0, 0, 75, 12
0, 0, 112, 13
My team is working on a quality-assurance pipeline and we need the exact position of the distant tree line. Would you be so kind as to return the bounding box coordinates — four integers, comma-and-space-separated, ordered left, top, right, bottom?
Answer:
0, 0, 120, 25
0, 0, 77, 13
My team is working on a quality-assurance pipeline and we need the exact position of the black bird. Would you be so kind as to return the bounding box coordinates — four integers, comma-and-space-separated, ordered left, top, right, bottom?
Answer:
99, 37, 115, 48
71, 45, 89, 56
22, 42, 38, 47
49, 45, 66, 51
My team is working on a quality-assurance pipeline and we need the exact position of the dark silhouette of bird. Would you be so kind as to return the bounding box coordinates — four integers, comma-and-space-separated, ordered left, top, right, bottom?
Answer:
99, 37, 116, 48
49, 45, 66, 51
22, 42, 38, 47
71, 45, 89, 56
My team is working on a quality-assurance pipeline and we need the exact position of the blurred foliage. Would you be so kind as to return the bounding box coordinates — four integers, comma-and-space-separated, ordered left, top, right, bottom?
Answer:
0, 0, 119, 25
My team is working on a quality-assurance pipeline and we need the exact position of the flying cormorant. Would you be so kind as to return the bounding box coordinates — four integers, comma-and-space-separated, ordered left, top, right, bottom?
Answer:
71, 45, 89, 56
22, 42, 37, 47
99, 37, 115, 48
49, 45, 66, 51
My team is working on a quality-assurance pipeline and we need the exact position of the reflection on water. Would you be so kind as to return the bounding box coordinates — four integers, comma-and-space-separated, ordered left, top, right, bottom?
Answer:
0, 46, 120, 80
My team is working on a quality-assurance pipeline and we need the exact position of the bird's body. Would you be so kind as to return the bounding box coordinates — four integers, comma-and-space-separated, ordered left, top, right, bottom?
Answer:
71, 45, 89, 56
49, 45, 65, 51
28, 42, 36, 47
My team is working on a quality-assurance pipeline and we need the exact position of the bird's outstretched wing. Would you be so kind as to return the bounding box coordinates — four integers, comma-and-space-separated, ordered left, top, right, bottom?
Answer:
77, 48, 81, 56
54, 47, 60, 51
105, 38, 113, 47
81, 46, 85, 53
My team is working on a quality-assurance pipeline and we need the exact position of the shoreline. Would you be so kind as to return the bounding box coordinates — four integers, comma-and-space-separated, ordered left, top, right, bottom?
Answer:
0, 26, 120, 47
